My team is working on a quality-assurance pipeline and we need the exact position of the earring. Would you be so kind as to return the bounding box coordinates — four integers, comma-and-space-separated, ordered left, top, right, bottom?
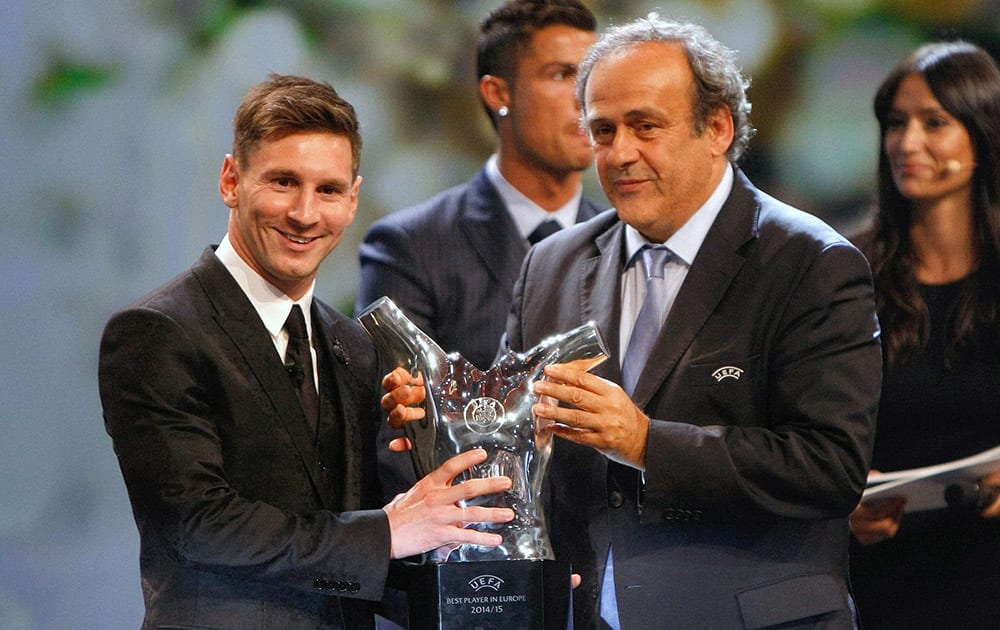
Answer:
498, 106, 509, 118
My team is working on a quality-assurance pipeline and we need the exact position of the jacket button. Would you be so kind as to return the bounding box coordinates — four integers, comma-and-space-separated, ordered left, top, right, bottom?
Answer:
609, 490, 624, 508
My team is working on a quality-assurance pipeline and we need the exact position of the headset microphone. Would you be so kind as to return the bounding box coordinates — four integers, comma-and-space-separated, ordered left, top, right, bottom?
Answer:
941, 159, 977, 174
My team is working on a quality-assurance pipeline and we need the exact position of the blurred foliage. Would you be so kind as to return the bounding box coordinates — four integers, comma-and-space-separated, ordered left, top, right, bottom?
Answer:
140, 0, 1000, 177
4, 3, 1000, 627
21, 0, 1000, 227
32, 58, 118, 108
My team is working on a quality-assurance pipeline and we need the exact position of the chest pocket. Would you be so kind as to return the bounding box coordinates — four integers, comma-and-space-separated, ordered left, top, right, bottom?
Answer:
687, 355, 759, 423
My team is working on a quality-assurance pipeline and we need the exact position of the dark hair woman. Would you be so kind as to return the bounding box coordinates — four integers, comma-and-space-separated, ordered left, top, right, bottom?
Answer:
849, 40, 1000, 629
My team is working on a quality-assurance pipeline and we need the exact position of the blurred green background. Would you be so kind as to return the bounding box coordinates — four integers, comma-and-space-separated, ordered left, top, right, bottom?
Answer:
2, 1, 998, 627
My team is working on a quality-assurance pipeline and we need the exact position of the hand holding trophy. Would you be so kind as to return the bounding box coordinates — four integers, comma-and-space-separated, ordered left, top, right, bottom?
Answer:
358, 297, 607, 629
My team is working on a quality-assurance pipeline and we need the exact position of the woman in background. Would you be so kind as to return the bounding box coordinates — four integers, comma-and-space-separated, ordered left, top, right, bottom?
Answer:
849, 40, 1000, 629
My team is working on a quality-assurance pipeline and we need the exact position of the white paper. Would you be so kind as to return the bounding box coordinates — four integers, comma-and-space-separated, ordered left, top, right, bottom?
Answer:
861, 444, 1000, 512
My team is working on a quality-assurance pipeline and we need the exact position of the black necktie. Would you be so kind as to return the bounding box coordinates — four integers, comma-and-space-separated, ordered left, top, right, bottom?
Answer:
284, 304, 319, 435
527, 219, 561, 245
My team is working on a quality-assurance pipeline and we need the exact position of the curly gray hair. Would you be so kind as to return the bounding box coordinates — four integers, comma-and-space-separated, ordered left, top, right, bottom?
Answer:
576, 14, 755, 162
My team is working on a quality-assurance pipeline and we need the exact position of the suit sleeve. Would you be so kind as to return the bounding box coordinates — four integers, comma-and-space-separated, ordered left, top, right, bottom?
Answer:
356, 220, 438, 341
99, 305, 391, 599
642, 241, 881, 522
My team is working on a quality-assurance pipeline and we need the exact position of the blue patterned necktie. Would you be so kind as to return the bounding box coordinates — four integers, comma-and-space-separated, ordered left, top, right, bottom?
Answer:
602, 246, 673, 629
621, 245, 672, 395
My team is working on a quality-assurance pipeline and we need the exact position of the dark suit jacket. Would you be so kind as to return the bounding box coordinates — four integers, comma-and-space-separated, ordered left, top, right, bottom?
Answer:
506, 170, 882, 629
356, 167, 605, 371
99, 248, 389, 630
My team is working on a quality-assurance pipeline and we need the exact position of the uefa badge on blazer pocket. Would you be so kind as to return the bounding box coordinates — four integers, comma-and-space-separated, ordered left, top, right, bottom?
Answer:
689, 355, 758, 414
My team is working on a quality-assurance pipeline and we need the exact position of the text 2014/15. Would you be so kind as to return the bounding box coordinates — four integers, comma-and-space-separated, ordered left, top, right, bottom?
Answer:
471, 605, 503, 614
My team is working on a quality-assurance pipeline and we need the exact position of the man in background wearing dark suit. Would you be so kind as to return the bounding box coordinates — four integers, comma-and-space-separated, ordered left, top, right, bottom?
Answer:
98, 74, 513, 630
355, 0, 604, 371
386, 14, 882, 629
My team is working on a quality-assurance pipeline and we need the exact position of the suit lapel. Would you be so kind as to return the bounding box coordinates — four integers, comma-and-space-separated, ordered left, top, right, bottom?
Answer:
462, 171, 606, 288
582, 222, 628, 385
191, 250, 327, 499
630, 170, 759, 406
312, 305, 363, 510
461, 170, 526, 290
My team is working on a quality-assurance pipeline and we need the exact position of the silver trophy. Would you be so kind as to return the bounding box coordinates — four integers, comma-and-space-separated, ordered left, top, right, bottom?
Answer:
358, 297, 608, 564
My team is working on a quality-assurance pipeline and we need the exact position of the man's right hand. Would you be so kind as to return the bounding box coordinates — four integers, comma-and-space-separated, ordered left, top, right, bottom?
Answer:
381, 367, 427, 451
381, 368, 583, 588
382, 448, 514, 559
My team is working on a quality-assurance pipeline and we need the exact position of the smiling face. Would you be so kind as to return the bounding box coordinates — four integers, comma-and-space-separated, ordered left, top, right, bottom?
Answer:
884, 72, 976, 209
584, 42, 733, 242
219, 131, 361, 300
505, 24, 597, 176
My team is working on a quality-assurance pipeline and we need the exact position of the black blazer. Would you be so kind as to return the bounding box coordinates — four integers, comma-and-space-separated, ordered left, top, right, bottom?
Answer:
506, 170, 882, 629
99, 248, 389, 629
356, 167, 605, 370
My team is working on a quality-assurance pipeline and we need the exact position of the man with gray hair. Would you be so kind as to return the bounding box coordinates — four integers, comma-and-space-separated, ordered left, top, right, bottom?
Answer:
385, 13, 881, 628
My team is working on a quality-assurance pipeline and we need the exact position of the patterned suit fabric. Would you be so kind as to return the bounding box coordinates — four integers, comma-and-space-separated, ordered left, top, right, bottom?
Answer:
99, 249, 388, 629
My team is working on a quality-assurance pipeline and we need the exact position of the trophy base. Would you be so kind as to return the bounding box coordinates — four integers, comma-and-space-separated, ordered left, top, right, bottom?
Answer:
387, 559, 570, 630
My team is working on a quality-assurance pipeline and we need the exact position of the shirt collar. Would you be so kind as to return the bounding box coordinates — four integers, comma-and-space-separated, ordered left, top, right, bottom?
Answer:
485, 154, 583, 238
624, 164, 734, 267
215, 234, 316, 338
